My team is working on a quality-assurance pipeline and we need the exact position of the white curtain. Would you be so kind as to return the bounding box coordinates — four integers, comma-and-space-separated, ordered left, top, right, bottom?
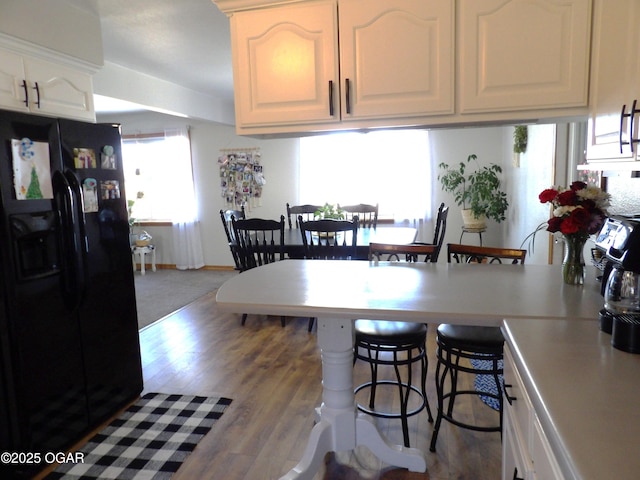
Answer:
166, 127, 205, 270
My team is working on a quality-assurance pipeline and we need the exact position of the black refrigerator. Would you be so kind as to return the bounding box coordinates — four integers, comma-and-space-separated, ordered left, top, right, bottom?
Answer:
0, 110, 143, 478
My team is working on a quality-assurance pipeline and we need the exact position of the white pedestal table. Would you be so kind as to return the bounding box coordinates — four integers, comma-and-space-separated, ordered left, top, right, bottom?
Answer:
216, 260, 603, 479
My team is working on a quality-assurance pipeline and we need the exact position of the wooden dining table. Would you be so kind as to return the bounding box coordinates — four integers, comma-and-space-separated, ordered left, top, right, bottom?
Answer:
216, 260, 604, 480
283, 226, 418, 259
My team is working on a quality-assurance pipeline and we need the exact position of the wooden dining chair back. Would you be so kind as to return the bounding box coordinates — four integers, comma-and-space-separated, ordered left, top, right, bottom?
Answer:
232, 215, 287, 327
339, 203, 378, 228
299, 216, 359, 260
430, 243, 527, 453
219, 206, 246, 269
447, 243, 527, 264
232, 215, 285, 271
286, 203, 321, 229
369, 242, 437, 263
411, 202, 449, 262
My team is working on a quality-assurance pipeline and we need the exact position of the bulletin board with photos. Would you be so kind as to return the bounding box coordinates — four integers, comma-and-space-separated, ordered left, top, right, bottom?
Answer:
218, 148, 265, 210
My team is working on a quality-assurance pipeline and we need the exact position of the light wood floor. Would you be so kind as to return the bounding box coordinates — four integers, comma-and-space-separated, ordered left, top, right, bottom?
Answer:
136, 291, 502, 480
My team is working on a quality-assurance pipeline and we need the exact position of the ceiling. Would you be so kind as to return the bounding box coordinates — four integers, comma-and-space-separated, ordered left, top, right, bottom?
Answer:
66, 0, 233, 114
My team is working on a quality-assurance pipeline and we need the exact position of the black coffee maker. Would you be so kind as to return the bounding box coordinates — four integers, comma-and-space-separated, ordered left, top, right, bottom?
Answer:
595, 216, 640, 353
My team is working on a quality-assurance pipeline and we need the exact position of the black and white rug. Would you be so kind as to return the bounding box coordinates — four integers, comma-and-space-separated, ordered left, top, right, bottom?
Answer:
46, 393, 232, 479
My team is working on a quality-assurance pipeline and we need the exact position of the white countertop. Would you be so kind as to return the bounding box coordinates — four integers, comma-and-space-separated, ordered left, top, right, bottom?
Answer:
502, 319, 640, 480
217, 260, 603, 324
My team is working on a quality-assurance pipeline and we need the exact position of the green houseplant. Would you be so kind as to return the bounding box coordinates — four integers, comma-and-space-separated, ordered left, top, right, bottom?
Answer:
438, 154, 509, 227
314, 203, 345, 220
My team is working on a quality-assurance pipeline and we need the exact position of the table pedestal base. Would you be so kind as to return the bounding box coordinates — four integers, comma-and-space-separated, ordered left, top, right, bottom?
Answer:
280, 317, 427, 480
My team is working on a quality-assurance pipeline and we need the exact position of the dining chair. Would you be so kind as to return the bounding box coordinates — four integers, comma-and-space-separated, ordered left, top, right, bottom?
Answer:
299, 215, 359, 332
219, 206, 246, 270
354, 242, 437, 448
298, 216, 359, 260
429, 243, 527, 452
286, 203, 322, 229
339, 203, 378, 228
232, 215, 287, 327
412, 202, 449, 262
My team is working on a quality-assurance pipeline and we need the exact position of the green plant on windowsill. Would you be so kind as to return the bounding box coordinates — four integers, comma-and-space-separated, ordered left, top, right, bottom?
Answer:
438, 153, 509, 225
314, 203, 345, 220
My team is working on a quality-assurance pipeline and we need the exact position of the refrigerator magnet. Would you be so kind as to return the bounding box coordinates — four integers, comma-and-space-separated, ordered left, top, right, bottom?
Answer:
74, 148, 97, 169
83, 178, 99, 213
101, 145, 116, 169
101, 180, 120, 200
11, 138, 53, 200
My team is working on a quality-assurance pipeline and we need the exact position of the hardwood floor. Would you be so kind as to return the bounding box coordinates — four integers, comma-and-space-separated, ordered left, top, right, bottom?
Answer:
136, 291, 502, 480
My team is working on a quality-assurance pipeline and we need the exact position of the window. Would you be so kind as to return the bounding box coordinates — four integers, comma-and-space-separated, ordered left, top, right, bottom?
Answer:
122, 129, 196, 222
299, 129, 432, 221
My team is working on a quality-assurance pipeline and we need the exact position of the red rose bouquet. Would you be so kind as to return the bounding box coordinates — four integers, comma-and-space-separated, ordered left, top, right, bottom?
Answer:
538, 181, 610, 285
538, 181, 610, 236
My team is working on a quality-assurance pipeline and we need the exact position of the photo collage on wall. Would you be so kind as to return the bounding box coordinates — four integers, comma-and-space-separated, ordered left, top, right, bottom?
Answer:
218, 148, 265, 210
73, 145, 119, 213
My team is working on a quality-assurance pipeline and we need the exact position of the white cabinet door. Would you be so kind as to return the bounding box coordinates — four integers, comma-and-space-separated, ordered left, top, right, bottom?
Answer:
338, 0, 454, 121
0, 49, 30, 112
503, 406, 531, 480
24, 57, 95, 122
459, 0, 591, 113
586, 0, 640, 162
230, 0, 340, 129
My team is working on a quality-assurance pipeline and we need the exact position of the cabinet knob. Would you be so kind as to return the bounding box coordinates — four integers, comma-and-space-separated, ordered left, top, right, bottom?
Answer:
504, 383, 517, 405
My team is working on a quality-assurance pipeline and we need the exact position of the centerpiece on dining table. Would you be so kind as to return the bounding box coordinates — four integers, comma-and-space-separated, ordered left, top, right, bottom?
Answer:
538, 181, 610, 285
313, 203, 345, 237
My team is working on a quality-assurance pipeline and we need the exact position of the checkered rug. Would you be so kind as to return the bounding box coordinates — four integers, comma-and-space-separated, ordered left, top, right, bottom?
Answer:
46, 393, 232, 479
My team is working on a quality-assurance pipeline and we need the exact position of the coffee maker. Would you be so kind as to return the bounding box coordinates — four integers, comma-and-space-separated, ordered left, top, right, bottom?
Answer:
595, 216, 640, 353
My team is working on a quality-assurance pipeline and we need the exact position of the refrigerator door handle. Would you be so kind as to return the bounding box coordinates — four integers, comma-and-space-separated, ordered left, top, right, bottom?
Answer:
64, 169, 89, 298
52, 171, 84, 311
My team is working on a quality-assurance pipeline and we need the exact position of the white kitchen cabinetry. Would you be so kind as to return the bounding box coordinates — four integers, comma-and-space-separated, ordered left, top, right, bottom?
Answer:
218, 0, 592, 136
586, 0, 640, 163
459, 0, 591, 114
229, 0, 452, 134
0, 48, 95, 122
502, 346, 562, 480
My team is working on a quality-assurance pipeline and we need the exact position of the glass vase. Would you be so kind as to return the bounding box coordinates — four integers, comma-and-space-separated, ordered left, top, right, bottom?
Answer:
562, 234, 587, 285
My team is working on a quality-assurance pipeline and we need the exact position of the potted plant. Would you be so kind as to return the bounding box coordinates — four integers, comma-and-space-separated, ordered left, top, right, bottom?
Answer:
438, 154, 509, 228
314, 203, 345, 220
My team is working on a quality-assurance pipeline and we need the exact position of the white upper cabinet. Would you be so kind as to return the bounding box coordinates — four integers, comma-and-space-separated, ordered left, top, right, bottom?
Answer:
459, 0, 591, 113
230, 0, 452, 134
230, 1, 339, 129
217, 0, 593, 136
338, 0, 454, 122
586, 0, 640, 163
0, 47, 95, 122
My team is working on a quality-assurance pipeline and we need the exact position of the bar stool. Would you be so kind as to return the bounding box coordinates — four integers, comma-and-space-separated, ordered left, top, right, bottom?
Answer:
429, 324, 504, 452
429, 243, 526, 452
354, 320, 433, 448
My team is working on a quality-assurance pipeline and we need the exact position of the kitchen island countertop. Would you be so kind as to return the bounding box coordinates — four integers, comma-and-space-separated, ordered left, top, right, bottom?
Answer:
502, 318, 640, 480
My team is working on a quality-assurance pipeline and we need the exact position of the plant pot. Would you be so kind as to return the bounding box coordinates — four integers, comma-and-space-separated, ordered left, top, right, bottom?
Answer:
461, 209, 487, 229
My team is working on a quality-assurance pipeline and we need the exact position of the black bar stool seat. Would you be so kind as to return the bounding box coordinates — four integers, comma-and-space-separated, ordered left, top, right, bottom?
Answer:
429, 324, 504, 452
354, 319, 433, 448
